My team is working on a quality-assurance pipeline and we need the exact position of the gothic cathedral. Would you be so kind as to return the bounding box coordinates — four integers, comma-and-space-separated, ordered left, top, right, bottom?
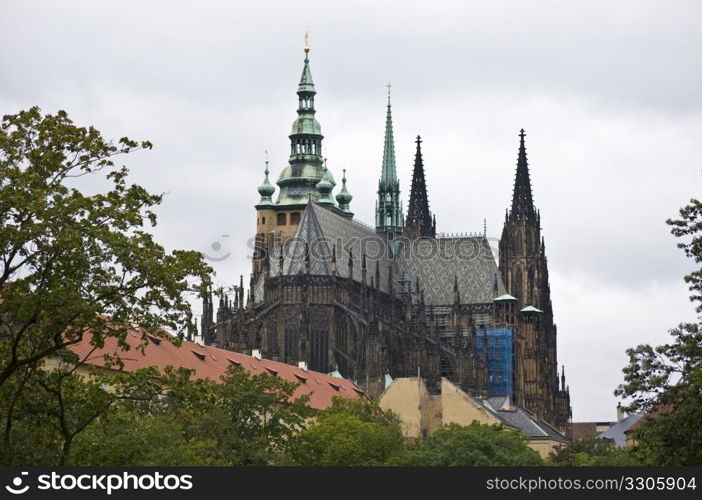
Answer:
200, 45, 571, 432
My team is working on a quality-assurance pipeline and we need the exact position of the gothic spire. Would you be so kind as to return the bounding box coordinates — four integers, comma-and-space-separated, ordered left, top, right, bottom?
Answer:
405, 135, 435, 239
509, 129, 536, 222
274, 38, 335, 207
381, 85, 397, 185
375, 83, 403, 239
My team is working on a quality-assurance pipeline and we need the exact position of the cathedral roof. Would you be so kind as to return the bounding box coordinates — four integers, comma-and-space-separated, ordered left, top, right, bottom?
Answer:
263, 203, 507, 307
396, 236, 507, 306
276, 202, 394, 294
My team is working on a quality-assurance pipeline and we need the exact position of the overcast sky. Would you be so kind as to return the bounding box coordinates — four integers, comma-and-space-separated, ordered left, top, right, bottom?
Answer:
2, 0, 700, 421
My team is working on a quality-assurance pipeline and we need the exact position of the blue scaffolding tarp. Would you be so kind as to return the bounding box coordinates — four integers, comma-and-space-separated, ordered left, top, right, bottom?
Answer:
475, 327, 513, 398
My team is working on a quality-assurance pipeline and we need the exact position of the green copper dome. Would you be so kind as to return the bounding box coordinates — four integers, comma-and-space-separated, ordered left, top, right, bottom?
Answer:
257, 159, 275, 205
336, 168, 353, 212
316, 164, 336, 205
291, 115, 322, 136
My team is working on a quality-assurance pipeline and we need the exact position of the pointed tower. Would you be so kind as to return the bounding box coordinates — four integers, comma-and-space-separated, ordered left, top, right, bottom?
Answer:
510, 129, 536, 223
498, 129, 570, 432
275, 42, 333, 207
375, 85, 403, 240
499, 129, 542, 306
255, 38, 349, 251
404, 135, 436, 239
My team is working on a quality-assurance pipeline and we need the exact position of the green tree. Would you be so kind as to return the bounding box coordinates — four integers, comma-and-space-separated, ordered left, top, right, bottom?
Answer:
548, 437, 643, 466
68, 364, 310, 466
613, 197, 702, 466
0, 360, 162, 465
0, 107, 211, 387
286, 397, 404, 466
397, 422, 543, 466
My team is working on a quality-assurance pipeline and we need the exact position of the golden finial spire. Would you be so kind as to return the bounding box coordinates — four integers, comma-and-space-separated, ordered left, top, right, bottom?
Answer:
304, 30, 310, 53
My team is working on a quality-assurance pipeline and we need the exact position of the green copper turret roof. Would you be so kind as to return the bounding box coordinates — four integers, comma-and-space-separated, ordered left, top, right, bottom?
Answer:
494, 293, 518, 301
316, 162, 336, 205
375, 86, 403, 239
298, 48, 315, 93
381, 93, 398, 186
336, 168, 353, 213
257, 156, 275, 205
520, 305, 543, 313
274, 44, 334, 207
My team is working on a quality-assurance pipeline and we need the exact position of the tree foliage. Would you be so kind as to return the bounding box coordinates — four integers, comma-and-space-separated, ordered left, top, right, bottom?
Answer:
0, 107, 211, 387
396, 422, 543, 466
1, 363, 311, 466
613, 196, 702, 466
285, 397, 404, 466
667, 197, 702, 311
548, 437, 643, 466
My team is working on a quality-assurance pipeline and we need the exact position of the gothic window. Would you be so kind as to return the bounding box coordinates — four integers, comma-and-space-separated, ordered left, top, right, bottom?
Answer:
262, 216, 266, 224
514, 268, 523, 301
266, 316, 278, 355
310, 307, 330, 372
277, 213, 287, 226
284, 327, 299, 363
515, 231, 523, 253
290, 212, 301, 225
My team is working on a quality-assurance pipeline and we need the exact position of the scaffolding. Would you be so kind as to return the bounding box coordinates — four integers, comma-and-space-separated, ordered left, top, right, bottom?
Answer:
476, 327, 513, 398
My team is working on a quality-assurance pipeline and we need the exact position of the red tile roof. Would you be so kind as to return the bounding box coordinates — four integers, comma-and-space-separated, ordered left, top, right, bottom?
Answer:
67, 330, 364, 410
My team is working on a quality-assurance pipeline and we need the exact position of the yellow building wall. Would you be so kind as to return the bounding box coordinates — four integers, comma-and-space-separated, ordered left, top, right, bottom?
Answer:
378, 378, 430, 439
440, 378, 501, 427
256, 207, 304, 243
527, 439, 563, 459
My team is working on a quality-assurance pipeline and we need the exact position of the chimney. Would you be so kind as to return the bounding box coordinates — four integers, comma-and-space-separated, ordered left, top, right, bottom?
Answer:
252, 349, 262, 360
616, 403, 626, 422
298, 361, 308, 372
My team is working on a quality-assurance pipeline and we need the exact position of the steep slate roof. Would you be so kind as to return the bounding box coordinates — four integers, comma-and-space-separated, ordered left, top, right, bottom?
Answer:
275, 203, 394, 294
264, 203, 506, 307
66, 329, 364, 410
485, 396, 566, 441
396, 236, 506, 305
599, 413, 643, 447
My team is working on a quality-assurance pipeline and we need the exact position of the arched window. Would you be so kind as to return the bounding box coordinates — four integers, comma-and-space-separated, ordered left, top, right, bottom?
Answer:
261, 216, 266, 225
277, 213, 287, 226
290, 212, 301, 225
514, 268, 523, 301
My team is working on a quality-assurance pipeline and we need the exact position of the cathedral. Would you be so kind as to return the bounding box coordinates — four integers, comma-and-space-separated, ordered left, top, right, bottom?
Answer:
200, 44, 572, 431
